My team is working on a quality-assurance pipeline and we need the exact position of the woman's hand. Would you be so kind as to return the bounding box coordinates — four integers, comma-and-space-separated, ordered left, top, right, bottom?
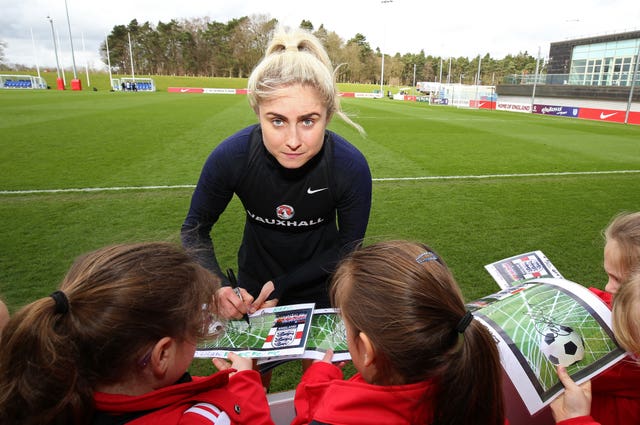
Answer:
215, 286, 253, 320
250, 281, 277, 313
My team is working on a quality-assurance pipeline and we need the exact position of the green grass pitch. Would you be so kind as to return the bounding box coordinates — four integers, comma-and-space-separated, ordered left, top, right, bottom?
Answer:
1, 84, 639, 391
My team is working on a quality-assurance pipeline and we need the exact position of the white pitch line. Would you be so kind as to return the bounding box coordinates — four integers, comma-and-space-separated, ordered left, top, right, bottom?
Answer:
371, 170, 640, 181
1, 170, 639, 195
0, 184, 196, 195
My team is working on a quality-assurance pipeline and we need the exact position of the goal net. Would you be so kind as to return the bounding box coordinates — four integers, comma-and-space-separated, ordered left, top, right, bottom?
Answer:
440, 83, 496, 108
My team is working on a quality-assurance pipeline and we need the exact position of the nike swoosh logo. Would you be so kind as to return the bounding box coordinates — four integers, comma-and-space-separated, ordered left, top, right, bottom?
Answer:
307, 187, 328, 194
600, 112, 616, 119
180, 88, 189, 92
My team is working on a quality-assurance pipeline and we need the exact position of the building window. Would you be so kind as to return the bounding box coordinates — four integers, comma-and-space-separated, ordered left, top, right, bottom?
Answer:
569, 38, 640, 86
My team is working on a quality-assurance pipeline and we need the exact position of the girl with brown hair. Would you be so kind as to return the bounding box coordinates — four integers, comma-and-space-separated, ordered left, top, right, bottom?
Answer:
292, 240, 505, 425
0, 242, 274, 425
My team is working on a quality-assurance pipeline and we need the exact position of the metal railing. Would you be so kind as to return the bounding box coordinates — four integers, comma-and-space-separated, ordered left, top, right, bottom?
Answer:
503, 73, 640, 86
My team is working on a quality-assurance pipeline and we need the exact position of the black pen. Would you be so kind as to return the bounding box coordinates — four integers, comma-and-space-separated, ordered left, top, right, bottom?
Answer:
227, 268, 250, 325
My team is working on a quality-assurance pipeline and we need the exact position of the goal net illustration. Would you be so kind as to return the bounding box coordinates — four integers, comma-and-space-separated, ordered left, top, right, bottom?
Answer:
468, 279, 623, 411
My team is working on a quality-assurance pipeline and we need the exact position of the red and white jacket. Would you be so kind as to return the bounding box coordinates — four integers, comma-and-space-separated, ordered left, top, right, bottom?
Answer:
93, 369, 274, 425
292, 361, 436, 425
586, 287, 640, 425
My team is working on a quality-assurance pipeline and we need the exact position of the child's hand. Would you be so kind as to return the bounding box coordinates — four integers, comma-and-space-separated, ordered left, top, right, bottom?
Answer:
318, 349, 335, 364
212, 352, 254, 376
316, 349, 346, 368
550, 366, 592, 422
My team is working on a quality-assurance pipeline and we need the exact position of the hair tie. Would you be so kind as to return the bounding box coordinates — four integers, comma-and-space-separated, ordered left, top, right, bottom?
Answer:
416, 251, 439, 264
456, 311, 473, 333
285, 44, 299, 53
50, 290, 69, 315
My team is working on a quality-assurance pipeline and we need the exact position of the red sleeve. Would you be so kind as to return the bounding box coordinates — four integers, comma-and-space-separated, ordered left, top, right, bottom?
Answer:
292, 362, 343, 425
588, 287, 612, 308
590, 358, 640, 425
224, 370, 275, 425
592, 357, 640, 397
556, 416, 600, 425
588, 288, 640, 425
180, 403, 233, 425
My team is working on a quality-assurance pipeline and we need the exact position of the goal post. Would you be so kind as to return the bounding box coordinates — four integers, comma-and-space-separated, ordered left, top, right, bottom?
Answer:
417, 82, 496, 108
443, 84, 496, 108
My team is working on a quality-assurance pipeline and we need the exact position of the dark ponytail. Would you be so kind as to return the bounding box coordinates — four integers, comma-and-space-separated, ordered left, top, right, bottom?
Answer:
0, 242, 218, 425
331, 240, 504, 425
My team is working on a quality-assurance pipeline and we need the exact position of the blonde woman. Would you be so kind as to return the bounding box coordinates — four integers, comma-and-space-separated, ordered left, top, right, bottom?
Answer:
181, 27, 371, 320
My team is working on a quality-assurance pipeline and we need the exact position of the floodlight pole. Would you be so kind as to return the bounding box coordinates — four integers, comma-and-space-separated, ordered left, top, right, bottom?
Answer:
380, 0, 393, 98
47, 16, 61, 80
106, 36, 114, 89
530, 46, 541, 114
64, 0, 78, 80
46, 16, 64, 90
30, 27, 42, 82
81, 32, 90, 87
128, 31, 135, 81
624, 42, 640, 124
474, 55, 482, 106
56, 29, 67, 86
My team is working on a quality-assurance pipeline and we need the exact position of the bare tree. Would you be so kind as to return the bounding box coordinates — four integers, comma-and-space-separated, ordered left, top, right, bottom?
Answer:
0, 40, 6, 66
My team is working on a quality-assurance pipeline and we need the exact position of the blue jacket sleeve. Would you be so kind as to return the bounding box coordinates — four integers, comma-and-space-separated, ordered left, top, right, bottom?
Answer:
181, 132, 249, 284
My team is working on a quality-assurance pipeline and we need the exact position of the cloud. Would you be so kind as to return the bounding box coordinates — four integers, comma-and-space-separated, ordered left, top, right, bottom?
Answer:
1, 0, 638, 70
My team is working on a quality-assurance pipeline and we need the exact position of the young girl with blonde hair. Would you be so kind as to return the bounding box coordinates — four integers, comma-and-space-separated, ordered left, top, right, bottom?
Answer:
553, 211, 640, 425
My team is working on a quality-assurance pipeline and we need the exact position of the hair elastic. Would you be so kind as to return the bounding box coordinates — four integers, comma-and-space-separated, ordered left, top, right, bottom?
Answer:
456, 311, 474, 333
49, 290, 69, 315
416, 251, 439, 264
137, 350, 152, 368
285, 43, 300, 53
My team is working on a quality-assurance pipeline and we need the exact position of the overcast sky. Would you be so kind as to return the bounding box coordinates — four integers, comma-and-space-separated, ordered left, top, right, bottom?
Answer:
1, 0, 639, 71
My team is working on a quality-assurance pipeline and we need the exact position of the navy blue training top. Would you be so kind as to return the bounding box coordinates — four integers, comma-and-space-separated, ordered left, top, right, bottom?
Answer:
181, 125, 372, 307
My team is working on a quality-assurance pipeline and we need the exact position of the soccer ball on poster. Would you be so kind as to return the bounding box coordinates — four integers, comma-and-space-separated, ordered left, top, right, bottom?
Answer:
539, 324, 585, 367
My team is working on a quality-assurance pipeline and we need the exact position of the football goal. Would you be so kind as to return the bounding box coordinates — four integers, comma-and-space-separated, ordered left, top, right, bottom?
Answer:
441, 84, 496, 108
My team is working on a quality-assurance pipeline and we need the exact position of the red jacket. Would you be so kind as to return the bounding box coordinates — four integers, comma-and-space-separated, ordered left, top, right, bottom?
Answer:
292, 361, 435, 425
93, 369, 274, 425
588, 287, 640, 425
556, 416, 600, 425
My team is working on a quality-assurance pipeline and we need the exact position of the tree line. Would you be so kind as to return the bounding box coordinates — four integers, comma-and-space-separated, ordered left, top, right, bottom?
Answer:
102, 14, 543, 86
